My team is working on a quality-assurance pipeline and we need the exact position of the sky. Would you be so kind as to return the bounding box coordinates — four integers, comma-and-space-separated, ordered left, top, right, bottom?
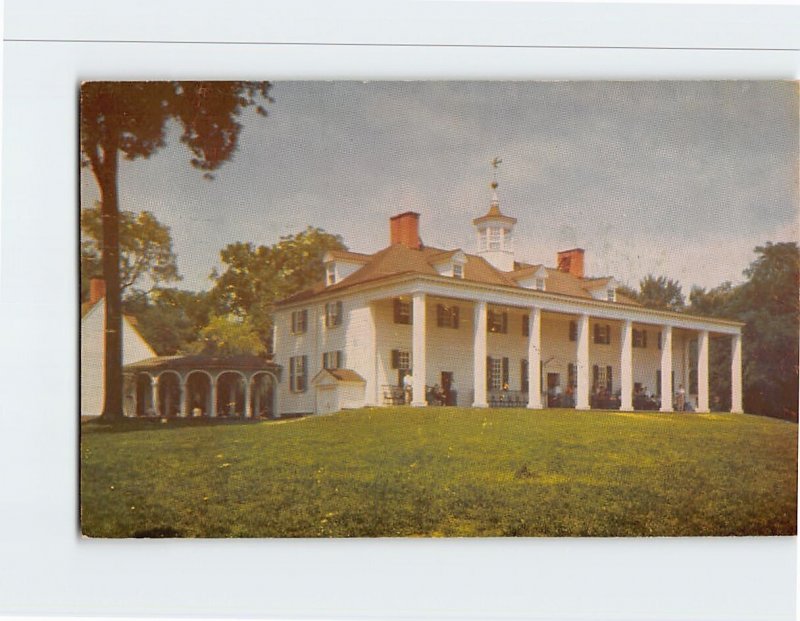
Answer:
81, 81, 798, 294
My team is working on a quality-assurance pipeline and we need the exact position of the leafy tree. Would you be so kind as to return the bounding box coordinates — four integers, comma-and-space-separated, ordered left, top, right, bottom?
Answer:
81, 203, 179, 300
636, 274, 685, 311
210, 227, 346, 349
81, 81, 272, 420
189, 314, 267, 356
690, 242, 799, 420
123, 288, 213, 355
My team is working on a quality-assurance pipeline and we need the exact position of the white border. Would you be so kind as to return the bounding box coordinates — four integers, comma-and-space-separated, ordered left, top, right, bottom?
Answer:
1, 1, 798, 619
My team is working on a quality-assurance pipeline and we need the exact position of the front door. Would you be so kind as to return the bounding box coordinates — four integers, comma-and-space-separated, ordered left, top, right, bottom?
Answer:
441, 372, 454, 405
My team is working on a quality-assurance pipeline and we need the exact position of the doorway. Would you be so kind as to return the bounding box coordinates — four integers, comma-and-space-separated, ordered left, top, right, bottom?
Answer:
547, 372, 561, 407
441, 371, 455, 405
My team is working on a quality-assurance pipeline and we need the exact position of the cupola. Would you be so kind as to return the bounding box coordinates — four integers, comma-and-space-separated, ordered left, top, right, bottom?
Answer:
473, 180, 517, 272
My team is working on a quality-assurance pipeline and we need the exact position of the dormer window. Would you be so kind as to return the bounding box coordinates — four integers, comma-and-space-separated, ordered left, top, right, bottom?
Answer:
607, 288, 616, 302
536, 278, 545, 291
326, 263, 336, 286
453, 263, 463, 279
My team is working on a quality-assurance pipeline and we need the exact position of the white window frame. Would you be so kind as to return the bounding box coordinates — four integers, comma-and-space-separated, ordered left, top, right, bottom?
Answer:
290, 355, 307, 393
488, 227, 502, 251
397, 350, 410, 370
326, 263, 336, 286
607, 288, 616, 302
489, 357, 503, 391
536, 278, 545, 291
452, 263, 463, 279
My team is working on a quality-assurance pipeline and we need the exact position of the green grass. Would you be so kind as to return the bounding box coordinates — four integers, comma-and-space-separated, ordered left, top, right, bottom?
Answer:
80, 407, 797, 537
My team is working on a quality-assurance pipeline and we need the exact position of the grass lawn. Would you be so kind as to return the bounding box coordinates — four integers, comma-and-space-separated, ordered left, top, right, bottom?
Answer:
80, 407, 797, 537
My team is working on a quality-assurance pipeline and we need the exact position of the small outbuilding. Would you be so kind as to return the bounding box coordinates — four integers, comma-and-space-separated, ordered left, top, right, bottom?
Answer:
311, 369, 366, 415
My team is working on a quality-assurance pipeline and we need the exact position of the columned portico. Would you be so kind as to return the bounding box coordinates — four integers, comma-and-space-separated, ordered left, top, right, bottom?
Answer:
411, 292, 428, 407
697, 330, 710, 413
659, 325, 673, 412
731, 333, 743, 413
472, 300, 488, 407
527, 307, 542, 409
575, 314, 590, 410
620, 319, 633, 411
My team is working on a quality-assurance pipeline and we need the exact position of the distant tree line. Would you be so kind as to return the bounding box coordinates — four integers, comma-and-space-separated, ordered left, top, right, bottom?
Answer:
621, 243, 799, 420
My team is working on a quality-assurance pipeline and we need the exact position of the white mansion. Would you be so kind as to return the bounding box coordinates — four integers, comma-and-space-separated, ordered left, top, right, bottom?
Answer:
274, 185, 744, 416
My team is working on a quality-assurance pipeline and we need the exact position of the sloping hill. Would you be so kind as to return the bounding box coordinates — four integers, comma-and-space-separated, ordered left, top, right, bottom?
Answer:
81, 408, 797, 537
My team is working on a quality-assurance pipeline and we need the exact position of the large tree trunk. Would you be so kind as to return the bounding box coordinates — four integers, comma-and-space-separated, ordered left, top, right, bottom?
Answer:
97, 146, 124, 421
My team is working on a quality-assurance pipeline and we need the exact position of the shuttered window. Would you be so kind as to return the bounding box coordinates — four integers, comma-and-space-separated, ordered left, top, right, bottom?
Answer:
393, 298, 411, 324
323, 351, 343, 370
291, 309, 307, 335
390, 349, 410, 370
289, 355, 308, 393
436, 304, 460, 329
325, 301, 343, 328
593, 323, 611, 345
488, 310, 508, 334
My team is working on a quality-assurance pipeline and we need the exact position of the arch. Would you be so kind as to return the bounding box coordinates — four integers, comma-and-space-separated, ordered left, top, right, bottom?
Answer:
157, 371, 182, 417
216, 371, 246, 417
186, 370, 212, 417
250, 371, 278, 418
135, 373, 155, 417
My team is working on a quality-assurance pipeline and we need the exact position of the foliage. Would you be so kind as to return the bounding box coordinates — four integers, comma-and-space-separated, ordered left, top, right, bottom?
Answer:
81, 81, 272, 419
690, 242, 799, 420
210, 227, 346, 349
122, 288, 212, 355
81, 407, 797, 537
633, 274, 686, 310
81, 203, 179, 298
188, 314, 267, 356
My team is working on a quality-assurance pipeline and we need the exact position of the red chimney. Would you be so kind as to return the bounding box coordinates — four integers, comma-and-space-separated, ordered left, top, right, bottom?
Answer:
557, 248, 585, 279
89, 277, 106, 305
390, 211, 421, 249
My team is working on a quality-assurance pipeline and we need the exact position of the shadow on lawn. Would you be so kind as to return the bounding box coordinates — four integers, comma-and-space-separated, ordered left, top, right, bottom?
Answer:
81, 413, 306, 434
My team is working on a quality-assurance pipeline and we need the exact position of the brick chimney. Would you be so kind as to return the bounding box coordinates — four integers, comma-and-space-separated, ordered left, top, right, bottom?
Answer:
89, 277, 106, 305
390, 211, 421, 249
556, 248, 585, 279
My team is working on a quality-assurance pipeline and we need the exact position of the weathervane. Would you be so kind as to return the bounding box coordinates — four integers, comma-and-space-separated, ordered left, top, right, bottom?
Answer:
490, 156, 502, 189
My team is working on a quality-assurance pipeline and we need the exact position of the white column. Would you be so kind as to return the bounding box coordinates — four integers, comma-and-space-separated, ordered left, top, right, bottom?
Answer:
620, 320, 633, 411
472, 300, 488, 408
243, 377, 252, 418
411, 292, 428, 407
660, 325, 674, 412
731, 333, 743, 413
150, 377, 159, 416
697, 330, 710, 413
209, 377, 218, 417
179, 379, 187, 417
527, 307, 542, 409
576, 314, 590, 410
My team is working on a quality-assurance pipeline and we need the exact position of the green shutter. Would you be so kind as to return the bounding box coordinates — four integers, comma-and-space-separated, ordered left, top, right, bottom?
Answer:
607, 366, 613, 392
391, 349, 399, 369
502, 357, 509, 387
453, 306, 460, 329
592, 365, 599, 392
522, 314, 529, 337
486, 356, 492, 391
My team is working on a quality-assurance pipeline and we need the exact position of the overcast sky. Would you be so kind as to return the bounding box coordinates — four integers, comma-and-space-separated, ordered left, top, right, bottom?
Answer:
81, 81, 798, 294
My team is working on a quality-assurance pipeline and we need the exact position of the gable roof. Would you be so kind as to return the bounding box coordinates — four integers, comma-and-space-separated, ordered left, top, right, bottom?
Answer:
312, 368, 366, 384
277, 242, 643, 308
